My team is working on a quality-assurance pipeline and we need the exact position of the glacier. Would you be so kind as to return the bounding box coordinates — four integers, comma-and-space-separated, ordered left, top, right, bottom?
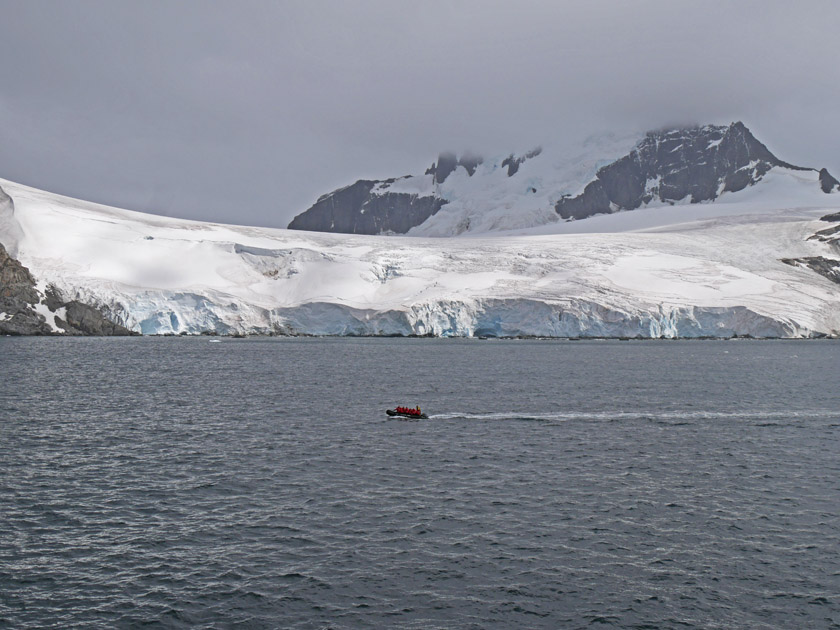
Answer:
1, 165, 839, 338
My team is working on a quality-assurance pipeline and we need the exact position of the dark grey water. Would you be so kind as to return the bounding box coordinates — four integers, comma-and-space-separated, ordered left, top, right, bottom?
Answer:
1, 337, 838, 629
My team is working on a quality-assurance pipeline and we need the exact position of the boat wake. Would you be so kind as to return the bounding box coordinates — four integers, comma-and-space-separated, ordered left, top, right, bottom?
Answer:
428, 409, 838, 425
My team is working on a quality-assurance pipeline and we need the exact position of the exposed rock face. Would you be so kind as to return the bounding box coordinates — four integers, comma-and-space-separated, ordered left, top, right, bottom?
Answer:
458, 153, 484, 177
287, 180, 447, 235
555, 122, 811, 220
807, 213, 840, 248
0, 242, 53, 334
782, 214, 840, 286
426, 152, 458, 184
819, 168, 840, 193
809, 222, 840, 245
501, 147, 542, 177
781, 256, 840, 285
0, 243, 136, 335
425, 152, 485, 183
289, 151, 496, 234
43, 286, 137, 335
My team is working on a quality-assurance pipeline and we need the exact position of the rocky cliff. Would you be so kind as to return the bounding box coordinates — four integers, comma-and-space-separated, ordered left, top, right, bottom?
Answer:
0, 243, 136, 336
554, 122, 811, 220
0, 242, 53, 334
287, 179, 447, 235
780, 212, 840, 286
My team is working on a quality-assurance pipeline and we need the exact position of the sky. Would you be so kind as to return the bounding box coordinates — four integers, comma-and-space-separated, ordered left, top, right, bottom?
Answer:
0, 0, 838, 228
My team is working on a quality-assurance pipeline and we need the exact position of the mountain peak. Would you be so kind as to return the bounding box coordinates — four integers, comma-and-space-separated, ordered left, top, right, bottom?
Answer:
288, 122, 836, 235
555, 121, 812, 220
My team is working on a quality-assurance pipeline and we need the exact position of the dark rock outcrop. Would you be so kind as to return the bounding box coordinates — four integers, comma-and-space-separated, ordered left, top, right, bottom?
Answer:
781, 256, 840, 285
425, 152, 485, 183
501, 147, 542, 177
63, 302, 136, 335
287, 180, 447, 235
555, 122, 813, 220
427, 152, 458, 184
0, 243, 136, 336
783, 213, 840, 285
808, 214, 840, 249
819, 168, 840, 193
0, 242, 53, 334
42, 286, 136, 336
810, 223, 840, 243
458, 153, 484, 177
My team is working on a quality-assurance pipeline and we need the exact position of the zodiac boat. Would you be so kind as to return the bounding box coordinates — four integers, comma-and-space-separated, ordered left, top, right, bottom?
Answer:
386, 408, 429, 419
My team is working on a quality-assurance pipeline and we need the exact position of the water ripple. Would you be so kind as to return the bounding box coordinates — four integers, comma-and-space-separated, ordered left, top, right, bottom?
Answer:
1, 337, 838, 629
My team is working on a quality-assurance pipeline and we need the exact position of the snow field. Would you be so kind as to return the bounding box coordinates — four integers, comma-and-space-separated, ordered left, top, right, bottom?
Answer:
1, 169, 839, 337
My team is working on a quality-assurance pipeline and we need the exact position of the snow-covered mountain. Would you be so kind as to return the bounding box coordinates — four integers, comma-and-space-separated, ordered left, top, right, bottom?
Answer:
1, 135, 839, 338
288, 122, 840, 237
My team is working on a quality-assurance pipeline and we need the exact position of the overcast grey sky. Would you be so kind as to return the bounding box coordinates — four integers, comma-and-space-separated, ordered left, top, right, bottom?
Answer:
0, 1, 838, 227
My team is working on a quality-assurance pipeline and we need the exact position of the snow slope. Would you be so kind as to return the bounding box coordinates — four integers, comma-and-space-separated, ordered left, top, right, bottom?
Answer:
1, 170, 839, 337
384, 134, 642, 236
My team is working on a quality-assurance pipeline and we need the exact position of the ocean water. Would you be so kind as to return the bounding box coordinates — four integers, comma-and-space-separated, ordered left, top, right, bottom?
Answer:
1, 337, 838, 629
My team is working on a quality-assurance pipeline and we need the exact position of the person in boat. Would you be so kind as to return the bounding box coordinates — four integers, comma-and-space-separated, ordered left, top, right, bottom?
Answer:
393, 405, 421, 416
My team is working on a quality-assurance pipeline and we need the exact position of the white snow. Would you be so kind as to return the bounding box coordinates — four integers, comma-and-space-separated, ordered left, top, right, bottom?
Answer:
499, 167, 837, 236
1, 162, 840, 338
405, 133, 641, 236
31, 301, 64, 333
25, 280, 67, 333
371, 174, 436, 198
644, 175, 662, 200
